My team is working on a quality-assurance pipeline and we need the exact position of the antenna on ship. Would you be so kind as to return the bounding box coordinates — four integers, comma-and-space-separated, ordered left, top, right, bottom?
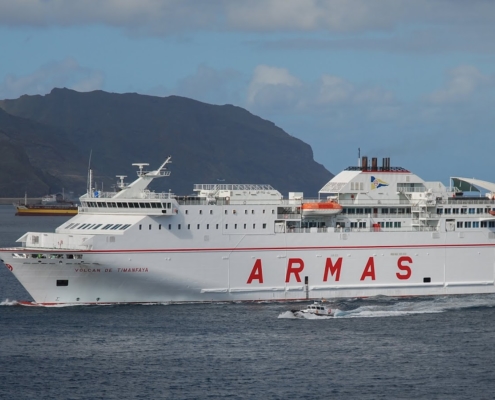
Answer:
87, 149, 93, 197
358, 148, 361, 167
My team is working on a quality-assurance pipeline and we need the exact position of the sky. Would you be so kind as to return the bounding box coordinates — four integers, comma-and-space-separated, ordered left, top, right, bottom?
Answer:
1, 0, 495, 186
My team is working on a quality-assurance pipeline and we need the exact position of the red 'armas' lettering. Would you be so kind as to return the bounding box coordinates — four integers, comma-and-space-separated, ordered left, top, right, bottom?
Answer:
323, 257, 342, 282
360, 257, 376, 281
247, 259, 263, 284
285, 258, 304, 283
396, 256, 412, 280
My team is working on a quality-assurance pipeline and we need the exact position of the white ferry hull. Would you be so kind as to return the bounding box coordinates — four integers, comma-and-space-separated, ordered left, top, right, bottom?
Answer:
2, 230, 494, 304
2, 156, 495, 305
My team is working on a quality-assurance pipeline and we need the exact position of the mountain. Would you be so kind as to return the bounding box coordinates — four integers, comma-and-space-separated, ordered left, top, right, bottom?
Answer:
0, 88, 332, 197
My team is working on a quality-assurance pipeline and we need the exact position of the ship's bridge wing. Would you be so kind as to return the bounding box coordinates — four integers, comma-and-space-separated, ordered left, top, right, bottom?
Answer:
451, 177, 495, 193
319, 171, 361, 194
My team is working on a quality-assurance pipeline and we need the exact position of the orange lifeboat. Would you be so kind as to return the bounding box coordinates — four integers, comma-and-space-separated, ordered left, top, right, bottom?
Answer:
301, 201, 343, 216
489, 210, 495, 216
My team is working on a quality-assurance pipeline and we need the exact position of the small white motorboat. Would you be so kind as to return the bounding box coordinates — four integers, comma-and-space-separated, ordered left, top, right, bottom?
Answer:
291, 301, 335, 317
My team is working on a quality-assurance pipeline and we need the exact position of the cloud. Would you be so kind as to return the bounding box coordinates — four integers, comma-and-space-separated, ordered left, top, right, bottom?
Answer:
148, 64, 242, 105
2, 0, 495, 39
246, 65, 396, 116
247, 65, 303, 109
0, 58, 104, 99
427, 65, 494, 104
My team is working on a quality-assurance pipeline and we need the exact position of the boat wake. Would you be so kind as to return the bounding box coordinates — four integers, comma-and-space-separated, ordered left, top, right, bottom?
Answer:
278, 294, 495, 319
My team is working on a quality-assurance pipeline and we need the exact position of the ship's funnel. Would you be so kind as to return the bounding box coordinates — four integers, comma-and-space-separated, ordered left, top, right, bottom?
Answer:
361, 156, 368, 171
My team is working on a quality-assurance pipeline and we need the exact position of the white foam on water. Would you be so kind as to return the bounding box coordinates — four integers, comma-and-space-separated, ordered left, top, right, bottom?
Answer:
0, 299, 19, 306
277, 311, 297, 319
279, 294, 495, 319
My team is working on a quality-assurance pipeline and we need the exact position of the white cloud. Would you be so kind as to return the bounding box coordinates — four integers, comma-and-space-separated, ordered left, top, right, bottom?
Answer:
0, 58, 104, 99
1, 0, 495, 38
427, 65, 493, 104
246, 65, 396, 114
247, 65, 302, 108
147, 64, 242, 105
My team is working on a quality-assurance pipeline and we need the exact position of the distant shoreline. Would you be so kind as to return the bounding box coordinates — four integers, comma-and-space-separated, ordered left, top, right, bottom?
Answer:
0, 198, 41, 205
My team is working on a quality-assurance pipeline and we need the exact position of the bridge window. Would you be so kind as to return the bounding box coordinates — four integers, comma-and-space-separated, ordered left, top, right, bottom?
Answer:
393, 222, 401, 228
144, 203, 151, 209
473, 221, 479, 228
453, 209, 459, 214
464, 221, 471, 228
477, 208, 483, 214
92, 224, 102, 229
468, 208, 475, 214
490, 221, 495, 228
444, 208, 451, 214
460, 208, 467, 214
457, 221, 463, 228
481, 221, 487, 228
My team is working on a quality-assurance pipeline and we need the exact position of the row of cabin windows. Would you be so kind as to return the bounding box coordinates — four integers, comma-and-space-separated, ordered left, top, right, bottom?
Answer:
184, 209, 275, 215
336, 222, 401, 228
343, 208, 411, 214
20, 253, 83, 259
457, 221, 495, 228
65, 223, 132, 231
438, 208, 494, 215
83, 201, 173, 209
138, 223, 267, 230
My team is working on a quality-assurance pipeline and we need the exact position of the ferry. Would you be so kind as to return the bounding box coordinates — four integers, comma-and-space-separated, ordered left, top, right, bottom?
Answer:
1, 155, 495, 305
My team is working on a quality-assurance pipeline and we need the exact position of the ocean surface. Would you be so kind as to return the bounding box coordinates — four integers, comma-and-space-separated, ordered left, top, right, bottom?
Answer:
1, 204, 495, 399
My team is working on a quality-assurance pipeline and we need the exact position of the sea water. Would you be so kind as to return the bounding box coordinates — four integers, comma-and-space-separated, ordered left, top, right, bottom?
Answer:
1, 205, 495, 399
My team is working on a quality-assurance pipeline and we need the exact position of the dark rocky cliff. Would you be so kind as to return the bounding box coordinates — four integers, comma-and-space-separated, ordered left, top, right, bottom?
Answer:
0, 88, 332, 197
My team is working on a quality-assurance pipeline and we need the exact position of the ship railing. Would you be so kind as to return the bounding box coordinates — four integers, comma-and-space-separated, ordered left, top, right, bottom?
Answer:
194, 184, 274, 191
337, 199, 412, 205
345, 212, 411, 218
82, 191, 175, 200
441, 199, 495, 205
397, 187, 426, 193
286, 226, 439, 234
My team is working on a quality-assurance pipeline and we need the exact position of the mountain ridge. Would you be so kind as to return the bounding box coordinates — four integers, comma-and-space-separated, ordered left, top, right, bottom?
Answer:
0, 88, 333, 197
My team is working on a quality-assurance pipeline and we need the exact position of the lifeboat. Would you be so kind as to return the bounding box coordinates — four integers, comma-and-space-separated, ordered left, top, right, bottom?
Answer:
489, 210, 495, 216
301, 201, 343, 216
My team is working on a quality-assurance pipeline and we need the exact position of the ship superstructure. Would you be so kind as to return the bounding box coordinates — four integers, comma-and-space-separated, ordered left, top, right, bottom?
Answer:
1, 156, 495, 305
